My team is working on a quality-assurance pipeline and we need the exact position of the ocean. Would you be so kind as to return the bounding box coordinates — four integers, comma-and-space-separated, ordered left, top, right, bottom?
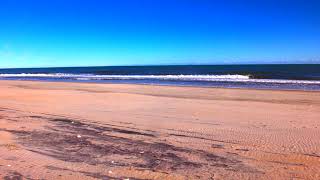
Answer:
0, 64, 320, 91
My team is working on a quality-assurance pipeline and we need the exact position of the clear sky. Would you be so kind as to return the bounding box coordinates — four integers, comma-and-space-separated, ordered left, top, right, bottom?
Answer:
0, 0, 319, 68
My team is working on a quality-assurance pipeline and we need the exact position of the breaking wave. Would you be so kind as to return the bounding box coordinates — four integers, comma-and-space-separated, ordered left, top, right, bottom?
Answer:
1, 73, 320, 84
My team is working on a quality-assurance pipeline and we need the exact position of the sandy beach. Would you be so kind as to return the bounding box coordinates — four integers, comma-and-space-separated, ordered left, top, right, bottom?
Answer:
0, 80, 319, 180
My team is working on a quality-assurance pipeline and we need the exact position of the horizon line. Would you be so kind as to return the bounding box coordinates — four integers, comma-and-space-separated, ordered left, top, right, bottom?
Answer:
1, 62, 320, 69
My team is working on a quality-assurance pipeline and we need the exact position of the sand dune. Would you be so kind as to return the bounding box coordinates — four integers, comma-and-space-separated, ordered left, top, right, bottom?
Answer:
0, 80, 319, 179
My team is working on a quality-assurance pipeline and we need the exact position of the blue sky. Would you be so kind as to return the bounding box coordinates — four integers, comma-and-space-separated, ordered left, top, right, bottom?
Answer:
0, 0, 319, 68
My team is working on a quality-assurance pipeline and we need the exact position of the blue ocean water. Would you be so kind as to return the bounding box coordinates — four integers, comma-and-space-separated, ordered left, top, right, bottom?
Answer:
0, 64, 320, 90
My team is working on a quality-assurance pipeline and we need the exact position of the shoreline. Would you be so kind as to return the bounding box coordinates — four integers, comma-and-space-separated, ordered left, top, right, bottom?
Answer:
1, 79, 320, 93
0, 80, 319, 179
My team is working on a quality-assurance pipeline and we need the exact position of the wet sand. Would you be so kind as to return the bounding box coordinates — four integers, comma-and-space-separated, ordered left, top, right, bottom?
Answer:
0, 80, 319, 180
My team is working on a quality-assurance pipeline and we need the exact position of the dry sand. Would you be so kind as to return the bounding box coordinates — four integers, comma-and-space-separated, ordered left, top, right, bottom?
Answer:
0, 80, 319, 180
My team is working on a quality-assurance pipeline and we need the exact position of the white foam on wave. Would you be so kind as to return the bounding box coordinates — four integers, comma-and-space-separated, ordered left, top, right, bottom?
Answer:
1, 73, 320, 84
0, 73, 250, 79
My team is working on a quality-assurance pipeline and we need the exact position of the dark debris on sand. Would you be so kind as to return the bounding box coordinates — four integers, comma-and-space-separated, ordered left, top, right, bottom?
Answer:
3, 113, 260, 178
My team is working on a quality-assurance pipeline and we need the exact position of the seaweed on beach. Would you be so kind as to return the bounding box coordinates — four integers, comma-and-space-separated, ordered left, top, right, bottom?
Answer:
3, 113, 260, 178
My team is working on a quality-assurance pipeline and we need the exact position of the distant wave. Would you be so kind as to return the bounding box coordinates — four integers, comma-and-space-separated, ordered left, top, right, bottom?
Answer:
1, 73, 320, 84
0, 73, 250, 79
